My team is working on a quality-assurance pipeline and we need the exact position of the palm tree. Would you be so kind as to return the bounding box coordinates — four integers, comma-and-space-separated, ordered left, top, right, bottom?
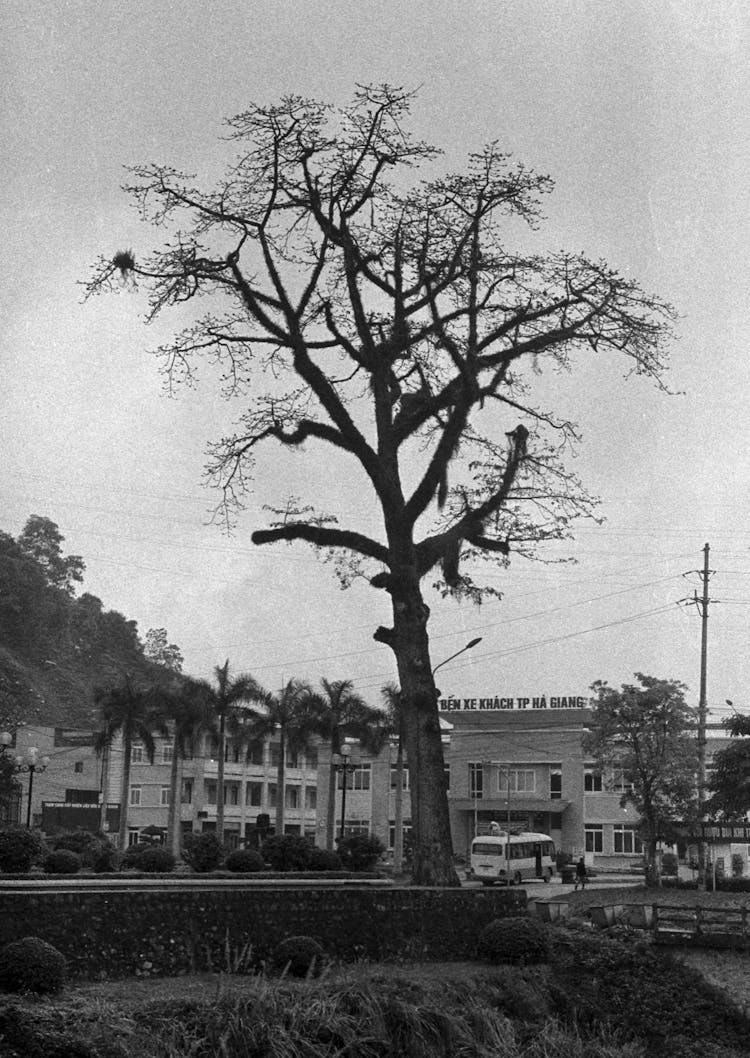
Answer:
188, 661, 261, 845
94, 676, 164, 850
243, 678, 320, 835
158, 681, 214, 857
313, 679, 388, 849
381, 682, 407, 873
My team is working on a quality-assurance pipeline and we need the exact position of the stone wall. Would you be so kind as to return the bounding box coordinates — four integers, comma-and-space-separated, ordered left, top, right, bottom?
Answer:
0, 885, 525, 979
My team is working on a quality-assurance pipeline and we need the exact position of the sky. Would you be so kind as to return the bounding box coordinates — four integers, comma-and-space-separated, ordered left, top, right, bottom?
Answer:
3, 0, 750, 720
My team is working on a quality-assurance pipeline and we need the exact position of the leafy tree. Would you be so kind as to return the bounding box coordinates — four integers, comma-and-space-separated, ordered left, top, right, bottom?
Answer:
0, 753, 21, 825
188, 661, 259, 844
705, 712, 750, 820
144, 628, 184, 673
242, 678, 320, 835
311, 678, 387, 849
87, 86, 675, 884
585, 673, 699, 886
17, 516, 84, 594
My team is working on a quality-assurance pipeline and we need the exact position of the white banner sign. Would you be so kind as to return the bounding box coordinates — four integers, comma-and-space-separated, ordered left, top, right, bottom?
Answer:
438, 695, 589, 712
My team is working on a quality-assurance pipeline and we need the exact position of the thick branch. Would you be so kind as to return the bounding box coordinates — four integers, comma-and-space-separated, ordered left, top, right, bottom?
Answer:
252, 523, 389, 565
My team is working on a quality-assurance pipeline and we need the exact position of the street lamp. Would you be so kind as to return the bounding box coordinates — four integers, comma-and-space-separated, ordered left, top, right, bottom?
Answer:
432, 637, 483, 678
0, 732, 12, 754
331, 744, 358, 842
14, 747, 50, 828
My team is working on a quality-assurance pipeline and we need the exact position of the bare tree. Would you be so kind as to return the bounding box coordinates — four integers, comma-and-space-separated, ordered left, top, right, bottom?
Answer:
87, 85, 675, 884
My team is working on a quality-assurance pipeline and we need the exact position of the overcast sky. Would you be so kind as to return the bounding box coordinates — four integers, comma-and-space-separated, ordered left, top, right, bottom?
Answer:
3, 1, 750, 718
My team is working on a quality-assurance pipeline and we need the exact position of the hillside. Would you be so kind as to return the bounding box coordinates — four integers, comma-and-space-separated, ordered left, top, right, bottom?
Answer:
0, 517, 168, 730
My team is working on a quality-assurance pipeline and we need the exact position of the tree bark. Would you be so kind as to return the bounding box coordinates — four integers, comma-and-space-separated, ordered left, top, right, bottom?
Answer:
275, 725, 286, 835
393, 737, 404, 873
167, 740, 182, 857
388, 563, 460, 886
118, 725, 132, 851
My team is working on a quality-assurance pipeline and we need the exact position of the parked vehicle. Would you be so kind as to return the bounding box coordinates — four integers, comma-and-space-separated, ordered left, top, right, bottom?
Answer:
469, 828, 556, 886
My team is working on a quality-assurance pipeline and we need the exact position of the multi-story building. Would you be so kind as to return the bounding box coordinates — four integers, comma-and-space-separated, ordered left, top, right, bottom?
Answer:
10, 711, 744, 872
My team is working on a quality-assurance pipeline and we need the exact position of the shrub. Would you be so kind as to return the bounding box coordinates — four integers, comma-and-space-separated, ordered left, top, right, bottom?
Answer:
0, 936, 67, 994
121, 841, 154, 869
136, 846, 175, 873
261, 834, 313, 871
0, 826, 45, 873
336, 833, 384, 872
182, 831, 225, 872
268, 935, 327, 977
51, 828, 116, 872
477, 916, 551, 965
43, 849, 81, 874
225, 848, 264, 873
308, 846, 343, 871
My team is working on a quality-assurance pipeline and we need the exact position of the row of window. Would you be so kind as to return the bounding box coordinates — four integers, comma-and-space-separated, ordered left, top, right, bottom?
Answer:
468, 764, 634, 799
130, 742, 319, 769
468, 764, 562, 799
584, 823, 643, 855
129, 781, 317, 811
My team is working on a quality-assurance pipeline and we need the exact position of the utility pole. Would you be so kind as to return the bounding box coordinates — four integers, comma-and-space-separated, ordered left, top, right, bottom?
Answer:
691, 543, 713, 886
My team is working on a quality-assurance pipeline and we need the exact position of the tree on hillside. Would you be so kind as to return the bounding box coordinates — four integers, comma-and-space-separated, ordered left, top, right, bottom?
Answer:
188, 661, 260, 845
242, 678, 321, 836
585, 673, 699, 887
144, 628, 184, 674
17, 516, 85, 594
311, 678, 387, 850
87, 85, 675, 884
705, 711, 750, 820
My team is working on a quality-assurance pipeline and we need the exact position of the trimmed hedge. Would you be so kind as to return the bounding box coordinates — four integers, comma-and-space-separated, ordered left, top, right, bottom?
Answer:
0, 936, 67, 994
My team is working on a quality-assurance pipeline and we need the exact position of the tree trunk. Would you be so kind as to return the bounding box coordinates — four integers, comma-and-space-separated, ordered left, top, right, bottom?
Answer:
325, 733, 341, 850
167, 737, 182, 857
645, 829, 661, 888
393, 737, 404, 873
275, 725, 286, 835
118, 725, 132, 851
98, 738, 110, 835
388, 565, 460, 887
216, 711, 226, 845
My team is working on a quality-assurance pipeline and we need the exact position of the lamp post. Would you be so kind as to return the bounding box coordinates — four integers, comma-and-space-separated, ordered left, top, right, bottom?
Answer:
431, 637, 483, 679
0, 732, 12, 754
331, 744, 358, 842
15, 747, 50, 828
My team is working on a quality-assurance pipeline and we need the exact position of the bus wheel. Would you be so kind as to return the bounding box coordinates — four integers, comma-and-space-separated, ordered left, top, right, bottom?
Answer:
514, 872, 522, 886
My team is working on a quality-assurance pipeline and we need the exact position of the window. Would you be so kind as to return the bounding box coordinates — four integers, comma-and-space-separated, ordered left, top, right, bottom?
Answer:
469, 762, 483, 799
74, 761, 84, 774
610, 769, 635, 794
246, 742, 264, 766
270, 745, 281, 768
127, 829, 141, 846
268, 783, 277, 807
285, 785, 300, 809
286, 750, 299, 769
613, 824, 642, 854
224, 783, 240, 806
160, 786, 171, 806
131, 744, 144, 764
305, 746, 318, 769
550, 769, 562, 800
584, 769, 603, 793
129, 785, 141, 806
353, 764, 371, 790
225, 743, 240, 764
305, 786, 317, 810
585, 824, 603, 853
389, 820, 413, 849
343, 819, 370, 838
246, 781, 262, 807
499, 769, 536, 794
162, 744, 174, 764
205, 781, 217, 805
181, 780, 193, 804
390, 765, 410, 790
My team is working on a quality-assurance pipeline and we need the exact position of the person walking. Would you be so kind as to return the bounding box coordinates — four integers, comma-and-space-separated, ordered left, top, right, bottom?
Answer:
574, 856, 587, 890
